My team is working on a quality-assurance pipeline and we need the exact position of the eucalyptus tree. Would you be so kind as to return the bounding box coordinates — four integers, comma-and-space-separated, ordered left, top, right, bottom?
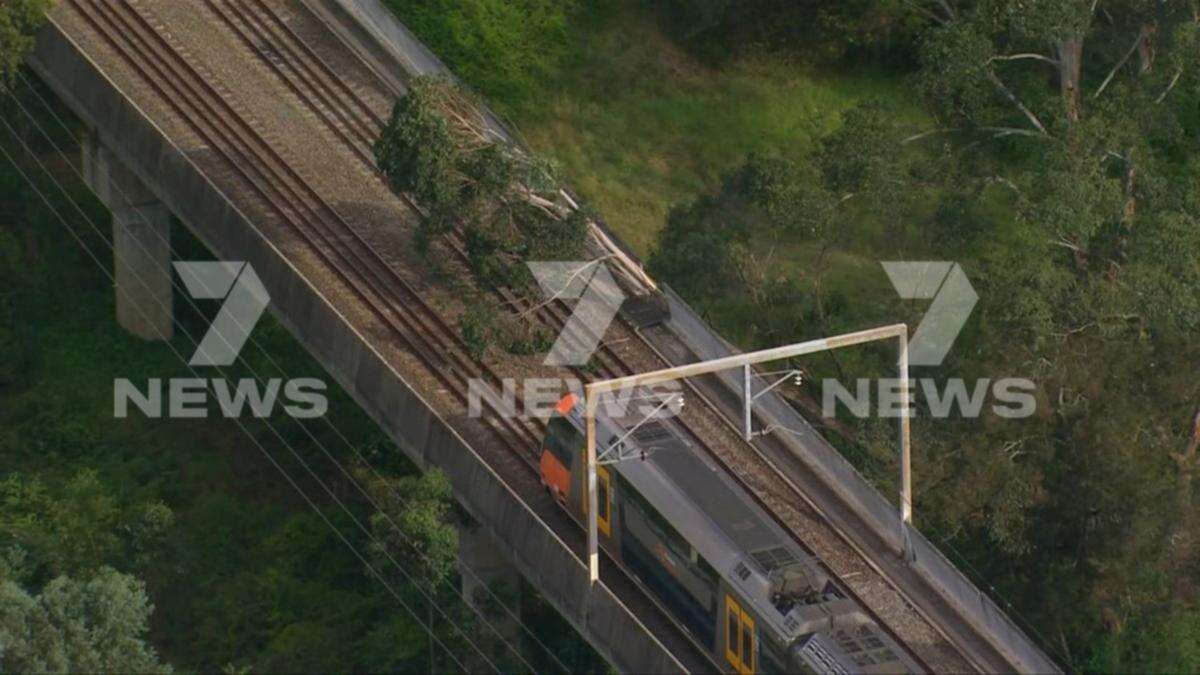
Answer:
0, 0, 51, 88
0, 568, 170, 673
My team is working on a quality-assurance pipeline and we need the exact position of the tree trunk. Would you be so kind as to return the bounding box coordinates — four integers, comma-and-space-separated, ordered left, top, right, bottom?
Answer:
1166, 408, 1195, 569
1138, 22, 1158, 73
1171, 408, 1200, 495
1057, 38, 1084, 123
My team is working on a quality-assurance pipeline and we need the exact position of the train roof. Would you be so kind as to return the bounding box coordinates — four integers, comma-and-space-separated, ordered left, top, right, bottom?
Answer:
571, 395, 919, 672
582, 401, 811, 636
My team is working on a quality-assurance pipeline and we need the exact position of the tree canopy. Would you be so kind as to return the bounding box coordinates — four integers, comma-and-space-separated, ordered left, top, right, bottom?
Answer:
651, 2, 1200, 668
0, 0, 51, 88
375, 77, 589, 293
0, 568, 170, 674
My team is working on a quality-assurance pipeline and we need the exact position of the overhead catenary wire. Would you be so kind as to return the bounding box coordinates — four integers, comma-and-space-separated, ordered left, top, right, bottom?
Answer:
0, 97, 534, 673
8, 72, 568, 673
0, 121, 483, 674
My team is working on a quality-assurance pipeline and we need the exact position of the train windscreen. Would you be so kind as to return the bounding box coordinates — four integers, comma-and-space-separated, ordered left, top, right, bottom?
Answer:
545, 416, 581, 467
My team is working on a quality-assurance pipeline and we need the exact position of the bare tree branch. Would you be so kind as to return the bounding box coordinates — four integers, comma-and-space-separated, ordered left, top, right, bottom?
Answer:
902, 0, 948, 25
902, 128, 952, 144
1093, 29, 1148, 99
1051, 237, 1087, 255
989, 53, 1061, 66
988, 71, 1050, 135
904, 126, 1054, 143
982, 126, 1053, 139
984, 175, 1021, 194
1156, 67, 1184, 103
1170, 408, 1200, 473
518, 255, 615, 318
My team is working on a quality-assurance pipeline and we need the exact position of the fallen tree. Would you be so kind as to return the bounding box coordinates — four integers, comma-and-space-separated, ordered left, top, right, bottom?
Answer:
374, 77, 589, 293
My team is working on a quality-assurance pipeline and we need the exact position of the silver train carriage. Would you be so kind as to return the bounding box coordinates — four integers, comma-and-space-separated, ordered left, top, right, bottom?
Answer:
539, 392, 922, 675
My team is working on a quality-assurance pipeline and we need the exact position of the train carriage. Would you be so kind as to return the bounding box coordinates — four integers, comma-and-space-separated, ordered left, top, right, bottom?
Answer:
540, 392, 920, 675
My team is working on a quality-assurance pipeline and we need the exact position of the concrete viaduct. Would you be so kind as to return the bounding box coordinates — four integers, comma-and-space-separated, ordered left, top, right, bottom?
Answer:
23, 1, 1058, 673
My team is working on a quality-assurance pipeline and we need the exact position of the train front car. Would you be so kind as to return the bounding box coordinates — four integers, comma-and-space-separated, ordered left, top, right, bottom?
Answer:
540, 393, 581, 507
537, 392, 921, 675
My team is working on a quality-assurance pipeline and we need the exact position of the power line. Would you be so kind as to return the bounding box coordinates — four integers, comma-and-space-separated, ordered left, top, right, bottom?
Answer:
0, 108, 492, 674
12, 69, 572, 672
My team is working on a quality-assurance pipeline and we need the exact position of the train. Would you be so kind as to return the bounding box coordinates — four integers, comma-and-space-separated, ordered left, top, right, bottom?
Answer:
539, 391, 921, 675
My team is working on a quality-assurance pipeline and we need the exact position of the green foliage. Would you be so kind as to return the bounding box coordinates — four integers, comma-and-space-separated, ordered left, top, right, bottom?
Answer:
381, 0, 578, 111
0, 470, 172, 580
367, 468, 458, 588
0, 158, 444, 674
650, 194, 745, 305
0, 0, 51, 89
459, 298, 496, 360
1088, 608, 1200, 673
0, 567, 170, 673
1126, 211, 1200, 336
650, 100, 901, 340
915, 21, 997, 127
376, 77, 588, 293
460, 295, 554, 360
373, 80, 459, 245
650, 4, 1200, 665
0, 86, 607, 674
653, 0, 924, 64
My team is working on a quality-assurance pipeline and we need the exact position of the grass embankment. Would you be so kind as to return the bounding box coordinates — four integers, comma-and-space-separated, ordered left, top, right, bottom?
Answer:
512, 13, 921, 255
386, 0, 921, 255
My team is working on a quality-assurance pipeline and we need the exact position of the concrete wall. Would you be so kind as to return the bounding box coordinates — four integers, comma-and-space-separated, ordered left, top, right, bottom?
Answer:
82, 133, 174, 341
29, 19, 689, 674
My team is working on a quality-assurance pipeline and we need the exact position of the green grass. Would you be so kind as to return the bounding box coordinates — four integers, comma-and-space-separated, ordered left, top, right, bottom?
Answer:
504, 8, 924, 253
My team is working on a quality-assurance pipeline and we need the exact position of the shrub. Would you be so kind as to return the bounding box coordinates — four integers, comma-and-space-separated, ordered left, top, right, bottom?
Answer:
382, 0, 578, 111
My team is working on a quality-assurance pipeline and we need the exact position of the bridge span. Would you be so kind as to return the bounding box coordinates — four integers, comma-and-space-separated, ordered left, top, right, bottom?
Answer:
24, 1, 1058, 673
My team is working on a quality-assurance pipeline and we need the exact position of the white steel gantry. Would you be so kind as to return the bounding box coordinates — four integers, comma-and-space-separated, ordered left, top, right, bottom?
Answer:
583, 323, 914, 584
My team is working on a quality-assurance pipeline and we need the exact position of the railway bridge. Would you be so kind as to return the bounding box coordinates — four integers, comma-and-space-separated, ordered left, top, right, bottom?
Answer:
21, 1, 1058, 673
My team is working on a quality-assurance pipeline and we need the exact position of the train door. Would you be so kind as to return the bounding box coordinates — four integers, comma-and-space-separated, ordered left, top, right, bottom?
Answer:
584, 465, 613, 537
597, 466, 612, 536
724, 595, 756, 675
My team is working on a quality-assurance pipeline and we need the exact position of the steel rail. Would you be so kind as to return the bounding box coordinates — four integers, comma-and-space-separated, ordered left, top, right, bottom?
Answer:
194, 3, 976, 671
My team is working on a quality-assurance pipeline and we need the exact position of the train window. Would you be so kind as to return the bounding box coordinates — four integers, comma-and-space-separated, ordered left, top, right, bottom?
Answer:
597, 467, 611, 537
726, 600, 741, 669
741, 619, 756, 674
545, 417, 580, 466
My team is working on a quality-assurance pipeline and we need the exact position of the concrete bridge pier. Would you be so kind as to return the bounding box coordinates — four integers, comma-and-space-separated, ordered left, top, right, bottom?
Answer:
82, 133, 173, 341
458, 524, 521, 643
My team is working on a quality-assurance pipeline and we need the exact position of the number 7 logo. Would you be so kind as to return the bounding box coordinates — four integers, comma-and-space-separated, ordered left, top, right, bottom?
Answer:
173, 261, 270, 367
527, 261, 626, 367
882, 262, 978, 367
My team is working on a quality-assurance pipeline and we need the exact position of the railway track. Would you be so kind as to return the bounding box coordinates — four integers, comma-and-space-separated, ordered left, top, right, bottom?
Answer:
65, 0, 720, 671
67, 0, 541, 456
179, 1, 974, 671
60, 0, 1040, 670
